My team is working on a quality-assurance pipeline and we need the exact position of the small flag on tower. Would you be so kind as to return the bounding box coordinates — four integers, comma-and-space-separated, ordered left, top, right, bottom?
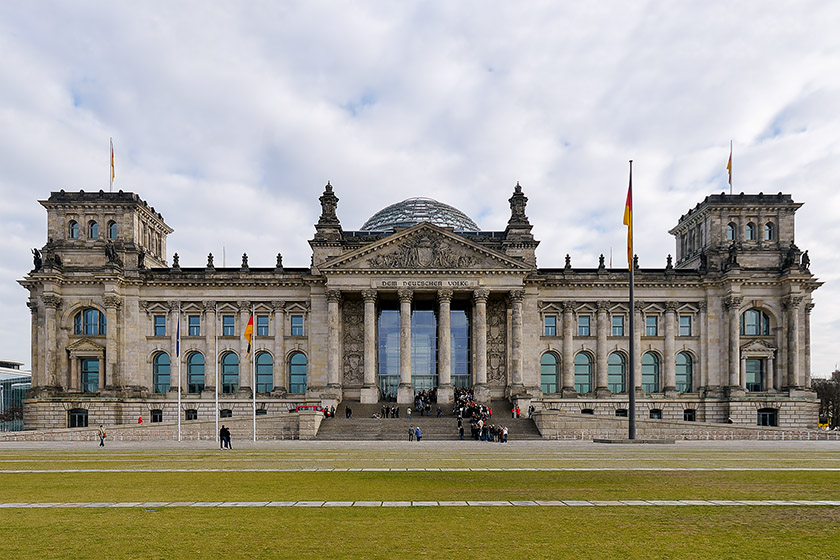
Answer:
726, 140, 732, 191
243, 315, 254, 359
623, 162, 633, 270
110, 138, 115, 191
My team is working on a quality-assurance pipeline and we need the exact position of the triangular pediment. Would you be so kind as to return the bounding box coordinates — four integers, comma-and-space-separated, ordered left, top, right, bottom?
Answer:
741, 339, 776, 355
322, 223, 531, 272
67, 338, 105, 353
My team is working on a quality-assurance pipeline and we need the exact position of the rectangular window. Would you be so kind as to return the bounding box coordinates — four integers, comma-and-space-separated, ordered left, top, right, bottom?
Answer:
679, 315, 692, 337
154, 315, 166, 336
291, 315, 304, 336
151, 409, 163, 423
544, 315, 557, 336
577, 315, 590, 337
222, 315, 235, 336
645, 315, 658, 336
612, 315, 624, 336
188, 315, 200, 336
257, 314, 269, 336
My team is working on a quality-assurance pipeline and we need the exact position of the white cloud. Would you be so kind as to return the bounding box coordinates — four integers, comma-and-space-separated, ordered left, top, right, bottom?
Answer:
1, 0, 839, 375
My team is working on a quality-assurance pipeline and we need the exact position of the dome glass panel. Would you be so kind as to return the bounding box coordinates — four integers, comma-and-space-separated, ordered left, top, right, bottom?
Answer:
361, 197, 479, 231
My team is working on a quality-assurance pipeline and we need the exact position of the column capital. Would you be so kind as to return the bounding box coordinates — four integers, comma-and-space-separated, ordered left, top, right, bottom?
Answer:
724, 295, 742, 310
270, 300, 285, 312
664, 301, 679, 313
437, 288, 453, 303
326, 289, 342, 303
633, 300, 645, 313
805, 302, 815, 314
42, 294, 61, 309
561, 300, 576, 313
203, 300, 217, 312
596, 300, 610, 312
27, 300, 38, 314
697, 300, 708, 312
473, 288, 490, 303
508, 289, 525, 303
398, 288, 413, 303
782, 295, 803, 310
103, 294, 121, 309
362, 290, 378, 303
237, 300, 251, 312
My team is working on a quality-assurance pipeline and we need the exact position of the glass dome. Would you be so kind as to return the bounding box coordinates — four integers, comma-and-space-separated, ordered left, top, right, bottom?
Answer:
360, 197, 480, 231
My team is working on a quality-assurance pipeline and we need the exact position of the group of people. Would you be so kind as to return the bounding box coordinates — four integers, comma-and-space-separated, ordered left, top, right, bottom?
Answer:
322, 406, 336, 418
408, 425, 422, 441
219, 425, 232, 449
457, 414, 509, 442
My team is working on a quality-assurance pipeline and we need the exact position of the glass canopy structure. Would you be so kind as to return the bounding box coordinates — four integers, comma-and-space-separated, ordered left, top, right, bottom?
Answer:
361, 197, 480, 231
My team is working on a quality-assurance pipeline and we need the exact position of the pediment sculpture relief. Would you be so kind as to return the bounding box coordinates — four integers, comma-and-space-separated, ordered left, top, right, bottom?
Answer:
366, 233, 478, 269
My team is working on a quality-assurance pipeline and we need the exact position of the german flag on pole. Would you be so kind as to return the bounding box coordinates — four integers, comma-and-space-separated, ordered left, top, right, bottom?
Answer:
243, 315, 254, 359
623, 161, 633, 270
110, 138, 115, 191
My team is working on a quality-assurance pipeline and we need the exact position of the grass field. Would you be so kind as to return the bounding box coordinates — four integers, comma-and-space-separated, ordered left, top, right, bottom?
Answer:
1, 440, 839, 559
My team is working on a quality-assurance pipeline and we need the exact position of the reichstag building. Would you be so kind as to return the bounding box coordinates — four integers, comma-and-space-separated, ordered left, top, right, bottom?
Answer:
20, 183, 820, 430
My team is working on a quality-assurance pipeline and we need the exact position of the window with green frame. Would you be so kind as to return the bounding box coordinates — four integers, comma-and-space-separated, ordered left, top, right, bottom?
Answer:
540, 353, 559, 393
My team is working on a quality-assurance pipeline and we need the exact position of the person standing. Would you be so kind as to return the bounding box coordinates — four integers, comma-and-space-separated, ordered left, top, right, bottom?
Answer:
97, 424, 106, 447
458, 424, 464, 440
345, 406, 352, 419
407, 407, 411, 419
415, 426, 422, 442
408, 425, 414, 441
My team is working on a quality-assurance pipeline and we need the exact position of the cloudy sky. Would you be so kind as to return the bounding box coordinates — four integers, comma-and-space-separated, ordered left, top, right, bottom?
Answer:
1, 1, 838, 376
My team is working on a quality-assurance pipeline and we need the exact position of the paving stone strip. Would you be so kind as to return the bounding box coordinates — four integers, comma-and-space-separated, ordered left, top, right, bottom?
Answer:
3, 466, 840, 473
1, 500, 838, 508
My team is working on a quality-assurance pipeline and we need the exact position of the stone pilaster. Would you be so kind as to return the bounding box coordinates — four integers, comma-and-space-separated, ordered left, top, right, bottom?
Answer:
397, 289, 414, 404
725, 296, 743, 394
238, 301, 252, 394
561, 301, 576, 396
326, 290, 342, 391
103, 294, 121, 388
698, 300, 708, 389
204, 301, 217, 393
595, 300, 609, 397
784, 296, 803, 389
663, 301, 677, 396
271, 301, 286, 393
360, 290, 379, 404
473, 289, 490, 403
436, 289, 454, 404
43, 294, 61, 389
27, 300, 40, 388
633, 301, 643, 393
509, 290, 526, 396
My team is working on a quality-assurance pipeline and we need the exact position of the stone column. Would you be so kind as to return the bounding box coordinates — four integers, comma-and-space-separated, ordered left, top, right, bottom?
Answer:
698, 301, 708, 389
436, 289, 454, 404
397, 289, 414, 404
168, 302, 180, 394
561, 301, 575, 395
43, 295, 61, 388
767, 355, 776, 391
361, 290, 379, 404
740, 356, 747, 390
633, 302, 643, 392
509, 290, 525, 395
238, 301, 252, 393
204, 301, 217, 392
103, 294, 121, 389
473, 289, 490, 402
98, 355, 105, 390
27, 301, 40, 387
725, 296, 742, 389
71, 356, 79, 392
595, 300, 609, 396
805, 302, 814, 388
663, 302, 677, 395
785, 296, 802, 388
271, 301, 285, 393
327, 290, 342, 390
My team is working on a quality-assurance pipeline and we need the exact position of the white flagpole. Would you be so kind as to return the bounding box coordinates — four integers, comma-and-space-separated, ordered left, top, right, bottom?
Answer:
252, 304, 257, 442
177, 305, 182, 442
215, 303, 219, 444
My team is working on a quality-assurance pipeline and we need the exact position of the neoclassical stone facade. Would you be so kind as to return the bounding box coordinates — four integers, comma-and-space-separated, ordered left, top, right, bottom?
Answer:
20, 186, 821, 430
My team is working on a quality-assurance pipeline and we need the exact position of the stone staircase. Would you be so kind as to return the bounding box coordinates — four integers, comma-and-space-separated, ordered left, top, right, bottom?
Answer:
316, 399, 543, 441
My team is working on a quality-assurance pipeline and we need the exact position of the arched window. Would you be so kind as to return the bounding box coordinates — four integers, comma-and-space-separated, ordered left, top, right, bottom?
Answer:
256, 352, 273, 393
107, 220, 118, 239
74, 308, 106, 335
745, 222, 756, 241
221, 352, 239, 393
69, 220, 79, 239
187, 352, 205, 393
642, 352, 659, 393
726, 222, 736, 241
153, 352, 171, 394
289, 352, 307, 394
763, 222, 774, 241
540, 352, 559, 394
574, 353, 592, 394
675, 352, 693, 393
88, 220, 99, 239
608, 352, 626, 393
740, 309, 770, 336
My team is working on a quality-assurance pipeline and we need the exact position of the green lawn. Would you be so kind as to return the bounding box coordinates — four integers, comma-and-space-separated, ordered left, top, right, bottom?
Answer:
1, 443, 839, 558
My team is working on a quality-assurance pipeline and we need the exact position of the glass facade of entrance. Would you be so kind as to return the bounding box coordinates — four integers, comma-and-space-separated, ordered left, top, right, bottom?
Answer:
377, 300, 472, 397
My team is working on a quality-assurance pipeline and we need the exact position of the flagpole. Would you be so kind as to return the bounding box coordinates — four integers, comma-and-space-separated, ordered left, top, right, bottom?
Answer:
252, 304, 257, 442
177, 305, 182, 442
627, 160, 636, 441
109, 138, 114, 192
215, 303, 219, 444
728, 140, 733, 195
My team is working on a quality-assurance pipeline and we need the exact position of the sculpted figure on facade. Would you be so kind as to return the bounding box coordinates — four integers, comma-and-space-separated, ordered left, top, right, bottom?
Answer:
367, 233, 478, 269
486, 298, 507, 386
342, 298, 364, 386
